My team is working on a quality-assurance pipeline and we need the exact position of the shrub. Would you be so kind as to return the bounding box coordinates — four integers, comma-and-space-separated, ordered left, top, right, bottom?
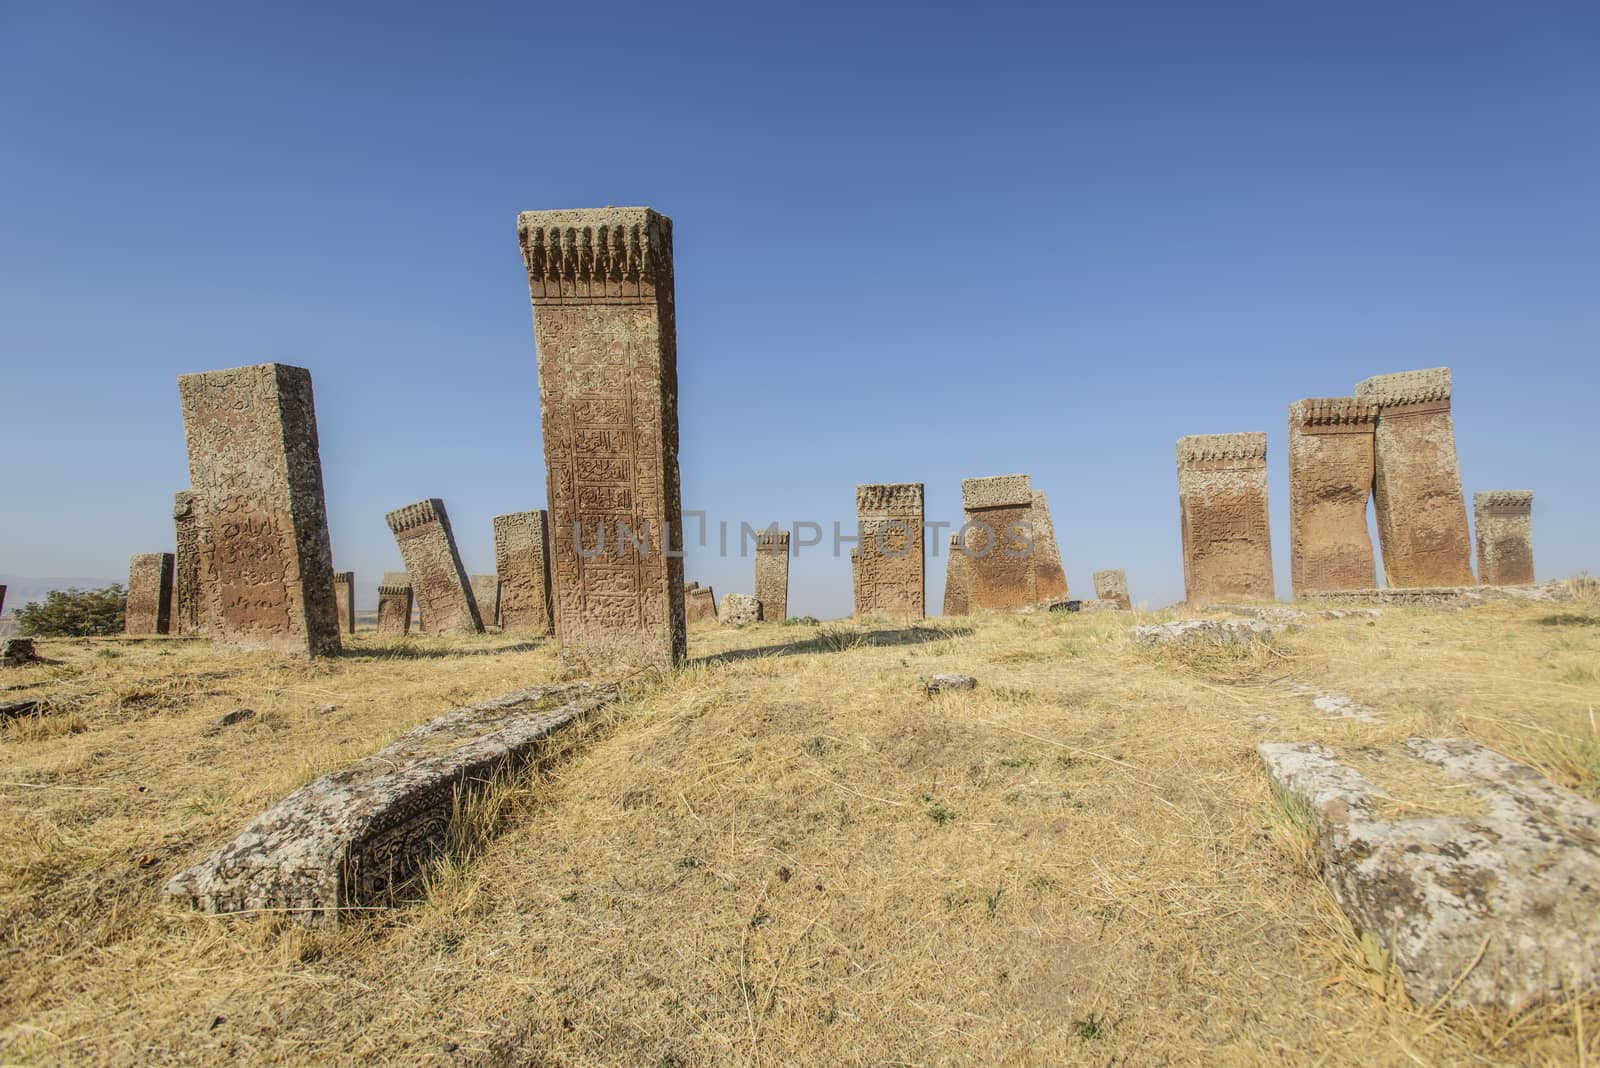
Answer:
16, 585, 126, 636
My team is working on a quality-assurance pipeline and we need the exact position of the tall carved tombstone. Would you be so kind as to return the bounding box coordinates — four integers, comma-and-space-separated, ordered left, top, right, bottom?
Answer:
172, 490, 202, 635
376, 574, 413, 637
1287, 398, 1379, 597
1176, 433, 1274, 605
854, 483, 925, 620
1093, 569, 1131, 610
125, 553, 175, 635
333, 571, 356, 634
942, 531, 970, 616
1355, 368, 1474, 587
754, 529, 790, 622
1029, 489, 1069, 600
494, 510, 555, 635
961, 474, 1038, 611
684, 582, 718, 624
470, 575, 501, 628
177, 363, 341, 655
518, 207, 686, 672
385, 500, 483, 637
1475, 491, 1535, 585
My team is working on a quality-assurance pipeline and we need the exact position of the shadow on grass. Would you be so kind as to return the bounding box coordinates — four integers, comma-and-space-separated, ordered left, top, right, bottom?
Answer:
339, 640, 548, 661
1536, 613, 1600, 627
694, 624, 973, 666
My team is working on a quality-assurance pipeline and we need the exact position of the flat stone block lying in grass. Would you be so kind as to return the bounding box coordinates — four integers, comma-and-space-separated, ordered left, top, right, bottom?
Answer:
166, 681, 617, 926
1259, 738, 1600, 1012
1129, 619, 1283, 648
1303, 582, 1571, 608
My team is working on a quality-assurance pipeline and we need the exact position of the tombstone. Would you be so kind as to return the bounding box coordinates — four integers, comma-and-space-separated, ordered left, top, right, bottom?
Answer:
385, 500, 483, 637
470, 575, 501, 628
684, 582, 718, 624
942, 531, 970, 616
0, 585, 6, 617
1092, 568, 1132, 610
494, 510, 554, 635
1029, 490, 1069, 600
1354, 368, 1474, 587
333, 571, 356, 634
1474, 491, 1534, 586
1288, 398, 1379, 597
854, 483, 925, 620
518, 207, 686, 672
754, 529, 790, 623
171, 491, 202, 636
177, 363, 341, 655
961, 474, 1037, 611
1176, 433, 1274, 605
720, 593, 760, 625
376, 577, 413, 637
124, 553, 175, 635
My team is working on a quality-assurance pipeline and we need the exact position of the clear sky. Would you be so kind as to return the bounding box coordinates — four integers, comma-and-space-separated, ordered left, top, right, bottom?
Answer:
3, 0, 1596, 617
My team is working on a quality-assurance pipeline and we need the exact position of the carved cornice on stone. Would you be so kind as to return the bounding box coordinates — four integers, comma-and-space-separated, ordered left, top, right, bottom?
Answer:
333, 572, 354, 583
961, 474, 1033, 511
755, 529, 790, 551
1475, 490, 1533, 514
385, 499, 443, 534
1354, 367, 1452, 407
377, 583, 412, 597
517, 208, 673, 304
1290, 397, 1380, 430
856, 483, 924, 517
1176, 433, 1268, 467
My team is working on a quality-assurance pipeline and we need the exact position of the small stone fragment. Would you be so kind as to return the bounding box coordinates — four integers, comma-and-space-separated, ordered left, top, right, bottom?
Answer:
719, 593, 761, 626
1129, 619, 1283, 648
923, 674, 977, 695
212, 708, 256, 730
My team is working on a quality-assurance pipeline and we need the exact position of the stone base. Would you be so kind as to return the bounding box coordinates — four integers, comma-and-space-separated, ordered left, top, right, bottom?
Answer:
1303, 583, 1569, 608
165, 681, 616, 925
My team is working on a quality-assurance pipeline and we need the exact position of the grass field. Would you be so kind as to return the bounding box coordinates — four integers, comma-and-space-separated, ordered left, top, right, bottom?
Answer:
2, 592, 1598, 1065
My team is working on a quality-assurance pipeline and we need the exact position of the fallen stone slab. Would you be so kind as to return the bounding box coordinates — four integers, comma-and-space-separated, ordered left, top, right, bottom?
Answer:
1303, 582, 1570, 609
1044, 598, 1124, 614
1259, 738, 1600, 1011
922, 673, 977, 695
1129, 619, 1283, 648
166, 681, 617, 926
0, 698, 41, 720
1316, 608, 1383, 620
1210, 604, 1309, 623
1, 638, 40, 665
719, 593, 760, 626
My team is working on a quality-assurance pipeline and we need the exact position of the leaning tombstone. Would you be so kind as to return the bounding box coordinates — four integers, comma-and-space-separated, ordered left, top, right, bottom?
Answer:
376, 576, 414, 637
1029, 490, 1069, 600
385, 501, 482, 637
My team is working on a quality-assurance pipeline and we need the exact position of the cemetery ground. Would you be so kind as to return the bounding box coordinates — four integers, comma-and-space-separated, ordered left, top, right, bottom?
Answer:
3, 594, 1598, 1065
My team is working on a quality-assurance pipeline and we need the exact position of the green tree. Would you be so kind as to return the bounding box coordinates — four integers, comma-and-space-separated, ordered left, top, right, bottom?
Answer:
16, 585, 127, 637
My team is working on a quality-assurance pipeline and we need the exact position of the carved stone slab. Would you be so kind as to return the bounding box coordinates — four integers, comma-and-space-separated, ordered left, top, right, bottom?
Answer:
333, 571, 355, 634
1176, 433, 1274, 605
960, 474, 1039, 611
1029, 490, 1069, 601
1092, 568, 1131, 610
166, 681, 618, 926
1288, 398, 1378, 596
470, 575, 500, 629
493, 510, 554, 635
375, 581, 413, 637
177, 363, 341, 655
385, 500, 483, 638
854, 483, 925, 620
172, 491, 201, 636
942, 531, 969, 616
1355, 368, 1474, 587
720, 592, 760, 625
684, 582, 717, 624
1260, 738, 1600, 1011
518, 206, 686, 673
1474, 491, 1534, 586
124, 553, 174, 635
754, 529, 790, 623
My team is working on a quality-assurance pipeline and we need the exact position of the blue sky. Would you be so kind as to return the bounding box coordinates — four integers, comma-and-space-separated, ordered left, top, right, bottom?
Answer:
2, 0, 1596, 617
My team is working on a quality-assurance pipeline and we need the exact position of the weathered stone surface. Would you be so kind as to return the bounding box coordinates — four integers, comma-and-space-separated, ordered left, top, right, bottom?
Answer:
1474, 491, 1534, 586
1355, 368, 1474, 588
1092, 569, 1131, 610
1288, 398, 1379, 596
2, 638, 39, 665
961, 474, 1037, 611
385, 500, 482, 638
124, 553, 174, 635
855, 483, 925, 620
167, 681, 616, 925
375, 580, 413, 637
923, 673, 977, 695
470, 575, 501, 629
333, 571, 355, 635
1029, 491, 1069, 600
178, 363, 341, 655
519, 207, 686, 674
1176, 433, 1274, 605
1260, 738, 1600, 1011
684, 582, 717, 624
753, 529, 790, 623
720, 593, 760, 626
1304, 582, 1568, 608
942, 532, 969, 616
172, 491, 201, 636
1130, 618, 1282, 648
493, 511, 554, 635
0, 584, 6, 616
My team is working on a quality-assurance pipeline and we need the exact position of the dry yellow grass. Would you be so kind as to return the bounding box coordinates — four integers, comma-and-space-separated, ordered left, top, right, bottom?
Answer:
2, 594, 1598, 1065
